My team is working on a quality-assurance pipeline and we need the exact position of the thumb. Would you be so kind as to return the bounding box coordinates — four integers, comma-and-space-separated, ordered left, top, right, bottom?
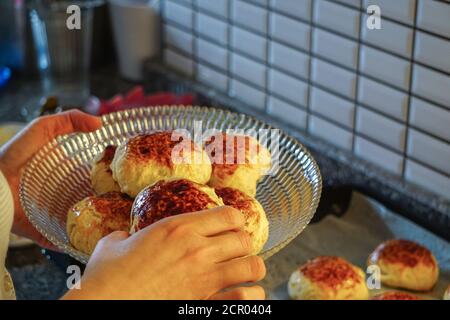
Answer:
42, 109, 102, 136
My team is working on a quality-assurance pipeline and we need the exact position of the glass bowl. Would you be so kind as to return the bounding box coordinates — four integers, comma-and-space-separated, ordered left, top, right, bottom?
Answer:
20, 106, 322, 263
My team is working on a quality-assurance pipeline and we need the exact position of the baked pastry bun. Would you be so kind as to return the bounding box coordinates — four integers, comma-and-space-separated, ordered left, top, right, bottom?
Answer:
367, 239, 439, 291
443, 285, 450, 300
131, 179, 223, 232
111, 131, 212, 197
67, 192, 133, 255
91, 145, 121, 195
288, 256, 369, 300
205, 134, 271, 197
371, 291, 420, 300
215, 187, 269, 255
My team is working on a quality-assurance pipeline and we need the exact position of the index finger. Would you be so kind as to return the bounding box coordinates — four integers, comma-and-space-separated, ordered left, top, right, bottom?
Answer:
164, 206, 245, 236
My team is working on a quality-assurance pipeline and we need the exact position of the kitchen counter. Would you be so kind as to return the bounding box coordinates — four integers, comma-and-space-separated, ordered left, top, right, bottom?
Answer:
2, 64, 449, 299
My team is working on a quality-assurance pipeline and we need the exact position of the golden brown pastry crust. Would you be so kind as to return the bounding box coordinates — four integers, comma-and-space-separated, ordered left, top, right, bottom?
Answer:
131, 179, 223, 232
215, 187, 269, 254
367, 239, 439, 291
90, 145, 121, 194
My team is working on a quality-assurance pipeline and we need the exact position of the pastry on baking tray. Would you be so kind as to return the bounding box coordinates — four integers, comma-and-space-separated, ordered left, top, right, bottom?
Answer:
371, 291, 420, 300
91, 145, 121, 195
288, 256, 369, 300
130, 179, 223, 232
67, 192, 133, 255
367, 239, 439, 291
215, 187, 268, 255
205, 134, 271, 197
111, 131, 212, 197
443, 285, 450, 300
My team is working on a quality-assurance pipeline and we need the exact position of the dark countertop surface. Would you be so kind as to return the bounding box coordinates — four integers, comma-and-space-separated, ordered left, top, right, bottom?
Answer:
2, 64, 449, 299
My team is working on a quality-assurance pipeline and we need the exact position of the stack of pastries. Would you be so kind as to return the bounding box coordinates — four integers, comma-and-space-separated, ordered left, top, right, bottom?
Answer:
67, 131, 271, 256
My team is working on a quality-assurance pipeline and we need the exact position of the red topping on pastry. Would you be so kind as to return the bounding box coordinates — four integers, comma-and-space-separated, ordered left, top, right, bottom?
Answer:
371, 291, 420, 300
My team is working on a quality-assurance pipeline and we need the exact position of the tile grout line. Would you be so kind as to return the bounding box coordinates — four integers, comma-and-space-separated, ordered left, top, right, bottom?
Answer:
191, 0, 198, 80
305, 0, 316, 134
402, 0, 420, 179
351, 0, 364, 153
263, 3, 271, 113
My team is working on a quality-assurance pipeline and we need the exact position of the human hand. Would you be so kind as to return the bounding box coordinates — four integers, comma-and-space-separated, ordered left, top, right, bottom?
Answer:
63, 206, 266, 300
0, 110, 102, 249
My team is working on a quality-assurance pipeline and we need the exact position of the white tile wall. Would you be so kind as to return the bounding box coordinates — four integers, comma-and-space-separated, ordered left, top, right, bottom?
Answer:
412, 64, 450, 108
417, 0, 450, 38
415, 31, 450, 74
356, 107, 406, 152
268, 69, 308, 106
269, 41, 309, 79
354, 136, 404, 175
197, 63, 228, 91
361, 18, 414, 58
407, 129, 450, 174
362, 0, 416, 25
164, 24, 194, 54
162, 0, 450, 200
270, 0, 311, 21
311, 58, 357, 99
310, 86, 354, 128
231, 27, 267, 61
409, 97, 450, 142
405, 160, 450, 198
165, 0, 193, 29
358, 76, 408, 121
231, 53, 266, 88
309, 115, 353, 150
313, 0, 360, 38
232, 0, 268, 34
313, 28, 358, 69
196, 13, 228, 45
359, 45, 411, 90
270, 13, 310, 50
196, 38, 228, 71
197, 0, 229, 18
267, 96, 308, 129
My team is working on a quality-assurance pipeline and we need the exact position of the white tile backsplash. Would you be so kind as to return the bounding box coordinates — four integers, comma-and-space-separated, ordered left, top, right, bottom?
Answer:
267, 96, 308, 129
230, 79, 266, 110
231, 27, 268, 61
359, 45, 411, 90
268, 69, 308, 106
314, 0, 360, 38
164, 49, 194, 76
231, 53, 266, 88
309, 115, 353, 150
164, 24, 194, 54
405, 160, 450, 198
313, 28, 359, 69
270, 13, 310, 50
358, 76, 408, 121
196, 38, 228, 71
310, 86, 355, 128
361, 18, 414, 58
232, 0, 268, 34
354, 136, 404, 175
270, 0, 311, 21
415, 31, 450, 74
362, 0, 416, 25
197, 63, 228, 91
197, 0, 229, 18
410, 97, 450, 142
196, 13, 228, 45
162, 0, 450, 200
356, 107, 406, 152
165, 0, 193, 29
417, 0, 450, 38
311, 58, 357, 99
269, 41, 309, 79
407, 129, 450, 174
412, 64, 450, 108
